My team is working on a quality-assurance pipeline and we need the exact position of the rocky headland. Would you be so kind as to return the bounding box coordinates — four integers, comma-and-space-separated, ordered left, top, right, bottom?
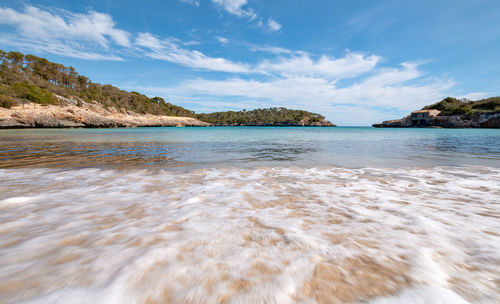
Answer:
0, 96, 210, 128
373, 97, 500, 128
373, 112, 500, 128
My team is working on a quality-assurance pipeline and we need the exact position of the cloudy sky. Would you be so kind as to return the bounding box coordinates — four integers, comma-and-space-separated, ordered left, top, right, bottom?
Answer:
0, 0, 499, 125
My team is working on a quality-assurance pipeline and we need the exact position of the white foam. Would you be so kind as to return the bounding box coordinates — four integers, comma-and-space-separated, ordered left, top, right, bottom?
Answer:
0, 166, 498, 303
0, 195, 44, 206
368, 286, 470, 304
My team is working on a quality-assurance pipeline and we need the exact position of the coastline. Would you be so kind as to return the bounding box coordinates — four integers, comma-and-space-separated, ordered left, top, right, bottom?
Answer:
0, 100, 210, 128
0, 102, 336, 129
373, 111, 500, 129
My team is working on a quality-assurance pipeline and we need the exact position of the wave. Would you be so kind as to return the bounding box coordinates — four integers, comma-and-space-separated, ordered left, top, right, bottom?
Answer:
0, 166, 499, 303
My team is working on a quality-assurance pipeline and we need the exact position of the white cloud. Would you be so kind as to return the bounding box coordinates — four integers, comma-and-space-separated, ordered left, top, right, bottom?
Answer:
0, 35, 124, 60
135, 33, 381, 78
458, 92, 489, 101
0, 6, 130, 47
0, 5, 129, 60
136, 32, 249, 73
211, 0, 282, 32
179, 0, 200, 7
248, 44, 308, 56
137, 62, 453, 124
215, 36, 229, 44
362, 62, 422, 86
135, 32, 164, 49
183, 40, 200, 46
267, 18, 282, 32
211, 0, 256, 19
319, 104, 405, 126
257, 53, 380, 79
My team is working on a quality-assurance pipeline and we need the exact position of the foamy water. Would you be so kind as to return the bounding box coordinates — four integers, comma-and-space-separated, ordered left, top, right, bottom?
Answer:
1, 166, 499, 303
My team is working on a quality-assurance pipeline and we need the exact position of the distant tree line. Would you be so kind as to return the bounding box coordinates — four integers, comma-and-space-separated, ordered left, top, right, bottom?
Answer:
197, 107, 325, 125
0, 49, 195, 117
423, 96, 500, 116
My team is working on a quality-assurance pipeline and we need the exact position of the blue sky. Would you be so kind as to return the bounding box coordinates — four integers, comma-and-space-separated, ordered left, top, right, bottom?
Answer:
0, 0, 499, 125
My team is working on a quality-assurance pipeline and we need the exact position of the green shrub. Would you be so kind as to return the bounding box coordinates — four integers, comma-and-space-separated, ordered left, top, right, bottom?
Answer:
423, 96, 500, 115
471, 97, 500, 112
0, 94, 17, 108
442, 105, 471, 116
10, 82, 58, 105
423, 97, 464, 112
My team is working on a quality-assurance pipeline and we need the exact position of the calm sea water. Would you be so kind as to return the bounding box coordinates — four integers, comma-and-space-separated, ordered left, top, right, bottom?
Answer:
1, 127, 499, 304
0, 127, 499, 168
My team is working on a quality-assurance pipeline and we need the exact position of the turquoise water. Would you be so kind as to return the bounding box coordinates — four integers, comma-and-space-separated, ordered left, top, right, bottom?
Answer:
0, 127, 499, 168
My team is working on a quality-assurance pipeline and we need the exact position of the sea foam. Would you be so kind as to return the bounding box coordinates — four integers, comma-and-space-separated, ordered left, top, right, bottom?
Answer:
0, 166, 499, 303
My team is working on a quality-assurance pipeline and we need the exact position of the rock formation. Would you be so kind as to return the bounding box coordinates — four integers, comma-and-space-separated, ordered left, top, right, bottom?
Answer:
0, 96, 210, 128
373, 112, 500, 128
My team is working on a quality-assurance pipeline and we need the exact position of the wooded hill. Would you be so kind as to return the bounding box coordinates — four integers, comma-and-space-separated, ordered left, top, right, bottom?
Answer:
0, 50, 333, 126
197, 108, 326, 126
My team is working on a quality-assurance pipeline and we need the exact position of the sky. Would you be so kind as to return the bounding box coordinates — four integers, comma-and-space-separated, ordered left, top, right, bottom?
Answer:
0, 0, 499, 125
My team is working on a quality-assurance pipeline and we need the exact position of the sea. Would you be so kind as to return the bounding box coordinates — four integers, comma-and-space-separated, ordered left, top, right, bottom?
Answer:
0, 127, 499, 303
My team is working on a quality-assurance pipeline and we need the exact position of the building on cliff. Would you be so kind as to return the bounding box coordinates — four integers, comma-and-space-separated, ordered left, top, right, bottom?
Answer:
410, 109, 440, 126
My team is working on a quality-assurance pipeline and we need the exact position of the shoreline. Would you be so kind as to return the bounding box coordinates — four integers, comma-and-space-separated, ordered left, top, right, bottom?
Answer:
373, 112, 500, 128
0, 102, 336, 129
0, 101, 210, 128
0, 124, 338, 129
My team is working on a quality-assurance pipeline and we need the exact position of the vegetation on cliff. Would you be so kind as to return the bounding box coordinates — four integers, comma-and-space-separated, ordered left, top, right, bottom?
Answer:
373, 96, 500, 128
0, 49, 333, 126
0, 50, 195, 116
423, 96, 500, 116
197, 108, 328, 126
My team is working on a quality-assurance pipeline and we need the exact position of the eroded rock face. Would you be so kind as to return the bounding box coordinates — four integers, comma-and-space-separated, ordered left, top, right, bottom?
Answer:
299, 117, 337, 127
0, 99, 211, 128
480, 115, 500, 128
373, 113, 500, 128
372, 119, 403, 128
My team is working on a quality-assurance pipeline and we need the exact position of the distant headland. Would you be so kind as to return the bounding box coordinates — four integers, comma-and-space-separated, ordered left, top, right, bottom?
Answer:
373, 97, 500, 128
0, 50, 335, 128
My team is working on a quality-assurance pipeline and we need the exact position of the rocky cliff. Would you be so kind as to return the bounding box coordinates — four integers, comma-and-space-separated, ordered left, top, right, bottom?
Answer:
373, 112, 500, 128
0, 96, 210, 128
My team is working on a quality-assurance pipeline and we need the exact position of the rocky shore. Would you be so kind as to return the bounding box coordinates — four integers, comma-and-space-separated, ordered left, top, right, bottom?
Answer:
0, 97, 210, 128
0, 96, 336, 128
373, 112, 500, 128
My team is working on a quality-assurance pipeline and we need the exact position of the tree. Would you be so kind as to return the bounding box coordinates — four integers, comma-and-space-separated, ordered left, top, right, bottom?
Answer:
6, 51, 23, 66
